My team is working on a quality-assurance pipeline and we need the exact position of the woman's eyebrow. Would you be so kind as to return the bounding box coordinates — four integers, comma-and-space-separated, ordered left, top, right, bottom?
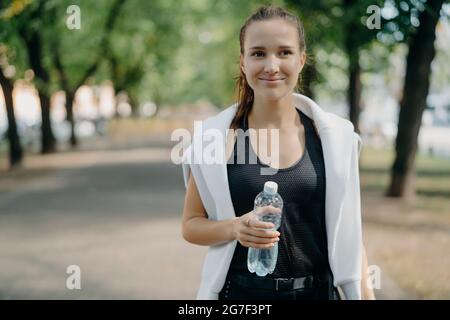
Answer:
249, 45, 294, 50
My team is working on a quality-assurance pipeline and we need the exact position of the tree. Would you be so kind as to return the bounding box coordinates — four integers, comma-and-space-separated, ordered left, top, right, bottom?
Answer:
162, 0, 261, 108
2, 0, 125, 151
104, 0, 196, 116
0, 1, 24, 168
10, 0, 56, 153
386, 0, 446, 197
0, 55, 23, 168
49, 0, 125, 146
286, 0, 383, 132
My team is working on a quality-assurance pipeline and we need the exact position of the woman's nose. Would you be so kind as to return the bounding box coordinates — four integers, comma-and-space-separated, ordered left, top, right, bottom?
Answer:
263, 56, 280, 73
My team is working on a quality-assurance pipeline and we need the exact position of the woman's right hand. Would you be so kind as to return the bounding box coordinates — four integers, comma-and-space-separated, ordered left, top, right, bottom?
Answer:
233, 207, 281, 249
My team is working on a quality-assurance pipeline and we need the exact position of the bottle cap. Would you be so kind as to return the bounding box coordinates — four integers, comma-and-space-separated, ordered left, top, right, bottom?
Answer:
264, 181, 278, 195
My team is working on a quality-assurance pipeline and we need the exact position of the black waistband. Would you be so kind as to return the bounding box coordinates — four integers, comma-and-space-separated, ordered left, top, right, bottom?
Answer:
228, 271, 331, 292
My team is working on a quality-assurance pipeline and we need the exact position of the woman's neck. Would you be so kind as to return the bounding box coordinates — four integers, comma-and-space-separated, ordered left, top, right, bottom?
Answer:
249, 93, 298, 129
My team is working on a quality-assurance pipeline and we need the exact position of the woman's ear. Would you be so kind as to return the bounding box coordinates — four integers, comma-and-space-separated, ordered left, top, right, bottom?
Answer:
240, 55, 245, 74
299, 52, 306, 71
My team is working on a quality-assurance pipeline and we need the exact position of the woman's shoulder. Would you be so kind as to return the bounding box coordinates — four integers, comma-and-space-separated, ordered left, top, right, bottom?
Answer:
322, 111, 361, 151
207, 103, 238, 123
194, 103, 238, 133
323, 111, 355, 132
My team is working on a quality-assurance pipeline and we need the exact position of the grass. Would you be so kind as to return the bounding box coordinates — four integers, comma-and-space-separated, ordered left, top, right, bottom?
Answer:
360, 147, 450, 214
360, 147, 450, 299
0, 140, 9, 170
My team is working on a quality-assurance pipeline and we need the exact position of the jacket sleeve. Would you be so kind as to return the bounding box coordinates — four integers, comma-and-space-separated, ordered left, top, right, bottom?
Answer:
181, 145, 192, 189
339, 132, 363, 300
181, 143, 217, 220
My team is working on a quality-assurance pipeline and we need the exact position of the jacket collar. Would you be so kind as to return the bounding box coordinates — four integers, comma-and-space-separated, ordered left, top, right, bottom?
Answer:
202, 93, 334, 134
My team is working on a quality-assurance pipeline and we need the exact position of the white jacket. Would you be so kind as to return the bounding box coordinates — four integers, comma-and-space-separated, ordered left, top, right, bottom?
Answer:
181, 93, 363, 300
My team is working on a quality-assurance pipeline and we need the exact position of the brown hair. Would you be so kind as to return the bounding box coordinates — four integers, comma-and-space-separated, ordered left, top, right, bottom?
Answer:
230, 5, 307, 130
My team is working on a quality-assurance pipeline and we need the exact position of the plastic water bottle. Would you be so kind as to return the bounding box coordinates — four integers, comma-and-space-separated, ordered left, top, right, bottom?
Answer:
247, 181, 283, 277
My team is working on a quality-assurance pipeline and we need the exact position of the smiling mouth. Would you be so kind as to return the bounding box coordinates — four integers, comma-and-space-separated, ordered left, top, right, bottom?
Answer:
259, 78, 286, 82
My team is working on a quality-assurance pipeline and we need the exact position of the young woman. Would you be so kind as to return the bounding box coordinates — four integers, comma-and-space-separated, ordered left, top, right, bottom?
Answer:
181, 5, 375, 300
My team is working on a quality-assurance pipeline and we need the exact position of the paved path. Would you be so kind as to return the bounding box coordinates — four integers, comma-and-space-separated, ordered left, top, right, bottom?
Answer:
0, 144, 208, 299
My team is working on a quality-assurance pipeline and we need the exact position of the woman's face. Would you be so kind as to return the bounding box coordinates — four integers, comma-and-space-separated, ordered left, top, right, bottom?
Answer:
240, 18, 306, 101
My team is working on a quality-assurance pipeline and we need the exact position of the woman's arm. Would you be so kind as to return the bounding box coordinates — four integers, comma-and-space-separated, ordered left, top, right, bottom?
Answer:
182, 173, 236, 246
361, 244, 376, 299
182, 173, 279, 247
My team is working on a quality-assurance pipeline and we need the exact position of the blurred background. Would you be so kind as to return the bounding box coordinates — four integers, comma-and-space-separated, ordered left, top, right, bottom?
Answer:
0, 0, 449, 299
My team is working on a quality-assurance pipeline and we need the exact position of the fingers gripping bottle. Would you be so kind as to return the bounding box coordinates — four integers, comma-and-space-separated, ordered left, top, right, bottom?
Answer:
247, 181, 283, 277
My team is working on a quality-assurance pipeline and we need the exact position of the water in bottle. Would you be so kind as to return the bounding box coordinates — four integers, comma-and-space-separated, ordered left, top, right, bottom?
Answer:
247, 181, 283, 277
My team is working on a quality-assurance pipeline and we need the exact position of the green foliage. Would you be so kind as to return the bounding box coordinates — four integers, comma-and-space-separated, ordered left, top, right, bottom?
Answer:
0, 0, 34, 81
1, 0, 448, 111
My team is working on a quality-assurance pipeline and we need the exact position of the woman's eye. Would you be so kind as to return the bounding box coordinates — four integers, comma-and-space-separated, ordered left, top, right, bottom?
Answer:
251, 50, 292, 57
280, 50, 293, 56
251, 51, 264, 57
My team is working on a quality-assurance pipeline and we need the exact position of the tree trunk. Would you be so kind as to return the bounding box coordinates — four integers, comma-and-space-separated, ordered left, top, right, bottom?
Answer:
128, 93, 140, 118
0, 69, 23, 168
152, 95, 161, 119
386, 0, 445, 198
50, 45, 78, 149
65, 91, 78, 147
343, 0, 362, 134
344, 15, 362, 135
19, 28, 56, 154
113, 89, 123, 118
38, 91, 56, 154
348, 57, 362, 134
114, 97, 121, 118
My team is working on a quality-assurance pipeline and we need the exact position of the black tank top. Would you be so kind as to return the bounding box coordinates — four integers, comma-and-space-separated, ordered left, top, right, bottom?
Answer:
226, 108, 330, 278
